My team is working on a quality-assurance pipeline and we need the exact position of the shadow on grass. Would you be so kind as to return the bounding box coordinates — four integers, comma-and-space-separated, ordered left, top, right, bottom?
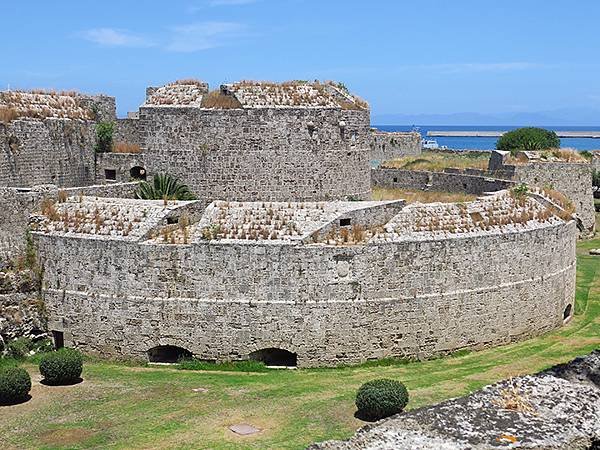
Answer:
0, 394, 32, 406
353, 409, 381, 423
40, 377, 84, 387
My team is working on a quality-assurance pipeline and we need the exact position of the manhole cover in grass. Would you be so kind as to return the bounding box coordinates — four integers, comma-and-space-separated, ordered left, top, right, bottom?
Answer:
229, 424, 261, 435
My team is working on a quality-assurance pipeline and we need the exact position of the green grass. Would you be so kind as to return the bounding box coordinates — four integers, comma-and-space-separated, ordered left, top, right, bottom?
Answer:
1, 235, 599, 449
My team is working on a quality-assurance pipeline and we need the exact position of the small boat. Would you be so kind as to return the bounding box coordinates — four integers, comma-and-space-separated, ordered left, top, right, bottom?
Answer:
422, 139, 447, 150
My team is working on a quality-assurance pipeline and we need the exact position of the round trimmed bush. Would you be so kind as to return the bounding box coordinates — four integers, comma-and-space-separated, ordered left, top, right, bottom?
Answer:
39, 348, 83, 385
0, 367, 31, 404
355, 378, 409, 420
496, 127, 560, 154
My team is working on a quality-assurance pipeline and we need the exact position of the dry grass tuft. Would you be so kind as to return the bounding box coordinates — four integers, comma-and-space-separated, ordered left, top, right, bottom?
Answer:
113, 142, 142, 154
492, 379, 536, 414
201, 90, 242, 109
170, 79, 206, 87
545, 148, 587, 162
0, 90, 92, 122
372, 187, 477, 203
57, 190, 68, 203
0, 106, 20, 123
382, 151, 489, 172
40, 198, 59, 221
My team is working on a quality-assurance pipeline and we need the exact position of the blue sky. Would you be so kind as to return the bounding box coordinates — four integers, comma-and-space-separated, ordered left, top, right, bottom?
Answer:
3, 0, 600, 122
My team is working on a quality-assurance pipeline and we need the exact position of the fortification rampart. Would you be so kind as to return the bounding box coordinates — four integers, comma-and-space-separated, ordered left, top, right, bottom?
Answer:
489, 155, 595, 236
371, 168, 515, 194
0, 119, 96, 188
139, 107, 371, 201
95, 152, 145, 183
34, 194, 576, 367
370, 130, 421, 163
114, 117, 141, 147
0, 182, 138, 260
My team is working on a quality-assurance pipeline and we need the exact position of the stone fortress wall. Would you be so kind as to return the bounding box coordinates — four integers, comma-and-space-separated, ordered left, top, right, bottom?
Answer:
0, 119, 97, 188
0, 91, 114, 188
34, 192, 577, 367
489, 150, 595, 236
0, 183, 138, 260
370, 130, 421, 163
139, 107, 371, 201
134, 80, 372, 202
371, 168, 515, 195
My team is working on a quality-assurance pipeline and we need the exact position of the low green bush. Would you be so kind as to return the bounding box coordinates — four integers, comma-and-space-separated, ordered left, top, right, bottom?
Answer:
39, 348, 83, 385
0, 367, 31, 404
6, 337, 32, 359
355, 378, 409, 420
496, 127, 560, 154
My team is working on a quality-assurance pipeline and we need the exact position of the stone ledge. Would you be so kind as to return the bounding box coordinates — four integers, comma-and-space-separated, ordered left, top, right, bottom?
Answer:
311, 351, 600, 449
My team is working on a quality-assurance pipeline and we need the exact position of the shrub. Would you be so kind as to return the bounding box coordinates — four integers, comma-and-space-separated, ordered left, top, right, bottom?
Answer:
0, 367, 31, 404
496, 127, 560, 154
135, 173, 196, 201
355, 378, 409, 420
6, 337, 32, 359
39, 348, 83, 385
94, 121, 114, 153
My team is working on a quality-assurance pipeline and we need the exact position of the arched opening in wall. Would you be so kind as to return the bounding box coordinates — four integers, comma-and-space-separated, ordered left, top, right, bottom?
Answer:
147, 345, 192, 364
563, 304, 573, 322
130, 166, 147, 181
249, 348, 297, 368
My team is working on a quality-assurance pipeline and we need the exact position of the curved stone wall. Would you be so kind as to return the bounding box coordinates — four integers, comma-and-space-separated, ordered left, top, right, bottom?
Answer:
36, 218, 576, 367
139, 107, 371, 202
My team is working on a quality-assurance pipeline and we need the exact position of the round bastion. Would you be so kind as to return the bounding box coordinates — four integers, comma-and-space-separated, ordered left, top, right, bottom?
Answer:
31, 189, 577, 368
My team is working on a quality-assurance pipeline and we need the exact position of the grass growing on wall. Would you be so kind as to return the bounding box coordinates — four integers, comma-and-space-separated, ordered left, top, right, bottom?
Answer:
382, 150, 490, 172
1, 235, 599, 449
372, 186, 477, 203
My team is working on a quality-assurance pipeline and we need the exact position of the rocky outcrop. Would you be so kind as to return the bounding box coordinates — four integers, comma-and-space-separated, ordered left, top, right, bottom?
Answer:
312, 351, 600, 450
0, 267, 46, 345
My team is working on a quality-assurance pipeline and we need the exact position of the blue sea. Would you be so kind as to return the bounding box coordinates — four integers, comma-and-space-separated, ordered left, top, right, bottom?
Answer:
374, 125, 600, 151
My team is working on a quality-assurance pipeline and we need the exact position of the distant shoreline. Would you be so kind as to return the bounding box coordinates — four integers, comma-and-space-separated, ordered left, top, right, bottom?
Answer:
427, 130, 600, 138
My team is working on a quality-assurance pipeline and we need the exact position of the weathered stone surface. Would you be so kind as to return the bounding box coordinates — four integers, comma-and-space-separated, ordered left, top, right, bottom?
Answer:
33, 192, 576, 367
139, 106, 371, 202
490, 153, 595, 237
372, 168, 515, 195
0, 268, 46, 343
0, 293, 47, 342
229, 424, 260, 435
0, 183, 139, 260
311, 351, 600, 449
370, 130, 421, 163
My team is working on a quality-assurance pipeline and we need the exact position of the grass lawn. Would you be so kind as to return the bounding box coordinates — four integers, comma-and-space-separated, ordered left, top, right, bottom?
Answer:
381, 150, 490, 172
1, 236, 599, 449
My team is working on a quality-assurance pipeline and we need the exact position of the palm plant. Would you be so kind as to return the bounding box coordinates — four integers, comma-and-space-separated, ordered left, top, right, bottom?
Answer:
135, 173, 196, 201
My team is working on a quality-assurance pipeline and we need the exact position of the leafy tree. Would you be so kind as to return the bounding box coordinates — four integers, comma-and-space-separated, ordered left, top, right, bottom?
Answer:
135, 173, 196, 201
496, 127, 560, 154
94, 121, 114, 153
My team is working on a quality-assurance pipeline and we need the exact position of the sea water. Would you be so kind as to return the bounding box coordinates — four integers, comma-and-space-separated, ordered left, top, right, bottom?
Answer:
375, 125, 600, 151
